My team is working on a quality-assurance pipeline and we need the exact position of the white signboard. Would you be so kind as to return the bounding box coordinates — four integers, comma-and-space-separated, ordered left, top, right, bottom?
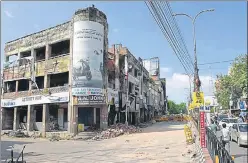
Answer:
72, 20, 104, 96
107, 88, 119, 107
1, 92, 69, 108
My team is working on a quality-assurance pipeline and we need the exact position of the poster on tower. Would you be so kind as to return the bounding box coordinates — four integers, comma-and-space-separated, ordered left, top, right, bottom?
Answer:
72, 21, 104, 96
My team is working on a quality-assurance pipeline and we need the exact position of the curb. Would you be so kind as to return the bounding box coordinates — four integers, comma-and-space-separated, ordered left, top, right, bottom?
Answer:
189, 121, 213, 163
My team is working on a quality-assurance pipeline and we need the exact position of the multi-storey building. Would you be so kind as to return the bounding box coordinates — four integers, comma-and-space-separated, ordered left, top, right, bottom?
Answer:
1, 6, 166, 137
1, 5, 109, 136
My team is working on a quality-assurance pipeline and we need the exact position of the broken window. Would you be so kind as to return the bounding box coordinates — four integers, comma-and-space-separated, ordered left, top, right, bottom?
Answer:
50, 40, 70, 58
35, 47, 46, 61
134, 69, 138, 77
49, 72, 68, 87
19, 51, 31, 66
4, 81, 16, 92
4, 54, 18, 69
18, 79, 29, 91
32, 76, 44, 89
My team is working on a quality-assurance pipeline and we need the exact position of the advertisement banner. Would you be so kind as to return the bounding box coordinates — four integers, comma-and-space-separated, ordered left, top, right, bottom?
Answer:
107, 88, 119, 107
75, 95, 105, 105
1, 92, 69, 108
200, 111, 206, 148
72, 21, 104, 96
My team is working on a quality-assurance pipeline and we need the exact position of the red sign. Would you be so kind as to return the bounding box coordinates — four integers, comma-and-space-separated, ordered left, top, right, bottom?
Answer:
200, 111, 206, 148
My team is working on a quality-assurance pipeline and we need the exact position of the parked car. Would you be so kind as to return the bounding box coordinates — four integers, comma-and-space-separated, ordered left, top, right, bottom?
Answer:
217, 114, 229, 123
218, 118, 238, 129
230, 123, 248, 146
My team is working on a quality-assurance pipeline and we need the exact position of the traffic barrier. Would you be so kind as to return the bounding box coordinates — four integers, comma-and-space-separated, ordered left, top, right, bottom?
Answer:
184, 125, 193, 144
206, 127, 234, 163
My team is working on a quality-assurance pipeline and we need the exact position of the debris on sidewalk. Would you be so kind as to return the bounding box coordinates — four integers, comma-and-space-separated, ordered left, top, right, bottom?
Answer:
92, 123, 142, 140
8, 130, 28, 138
49, 135, 61, 141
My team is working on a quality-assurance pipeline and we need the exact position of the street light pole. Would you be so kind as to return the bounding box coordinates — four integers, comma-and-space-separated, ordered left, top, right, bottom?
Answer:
173, 9, 215, 92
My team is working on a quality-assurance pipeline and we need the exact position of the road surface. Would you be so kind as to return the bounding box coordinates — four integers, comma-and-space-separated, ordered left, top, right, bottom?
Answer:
1, 122, 194, 163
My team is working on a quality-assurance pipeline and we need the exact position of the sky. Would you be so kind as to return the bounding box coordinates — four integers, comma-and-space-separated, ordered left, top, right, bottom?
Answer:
1, 1, 247, 103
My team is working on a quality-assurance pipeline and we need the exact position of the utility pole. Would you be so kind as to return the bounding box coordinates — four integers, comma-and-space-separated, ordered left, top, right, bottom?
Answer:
173, 9, 215, 93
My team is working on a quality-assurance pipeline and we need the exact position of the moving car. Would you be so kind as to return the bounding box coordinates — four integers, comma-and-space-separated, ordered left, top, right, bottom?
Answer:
218, 118, 238, 129
230, 123, 248, 146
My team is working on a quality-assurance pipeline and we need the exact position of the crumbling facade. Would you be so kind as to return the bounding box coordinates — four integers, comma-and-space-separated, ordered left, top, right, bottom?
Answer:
1, 6, 166, 137
1, 6, 109, 136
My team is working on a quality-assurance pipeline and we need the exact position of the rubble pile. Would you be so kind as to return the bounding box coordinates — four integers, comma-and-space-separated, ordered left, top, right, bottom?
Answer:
8, 130, 28, 138
92, 123, 142, 140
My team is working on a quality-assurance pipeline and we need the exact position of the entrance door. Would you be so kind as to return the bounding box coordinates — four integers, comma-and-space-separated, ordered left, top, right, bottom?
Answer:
78, 107, 94, 126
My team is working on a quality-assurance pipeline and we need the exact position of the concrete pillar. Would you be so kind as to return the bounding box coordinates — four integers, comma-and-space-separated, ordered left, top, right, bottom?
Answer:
100, 105, 108, 129
13, 107, 20, 131
42, 104, 49, 137
93, 108, 96, 124
45, 44, 51, 60
44, 74, 50, 88
67, 102, 71, 133
27, 105, 34, 131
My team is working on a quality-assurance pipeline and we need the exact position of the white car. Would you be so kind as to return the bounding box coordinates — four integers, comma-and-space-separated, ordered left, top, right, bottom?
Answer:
231, 123, 248, 146
219, 118, 238, 130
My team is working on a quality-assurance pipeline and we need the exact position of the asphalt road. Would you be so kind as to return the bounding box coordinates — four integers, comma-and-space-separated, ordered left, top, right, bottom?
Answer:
216, 131, 248, 163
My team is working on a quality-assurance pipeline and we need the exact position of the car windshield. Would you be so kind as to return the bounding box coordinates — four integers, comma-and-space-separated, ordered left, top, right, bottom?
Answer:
219, 115, 228, 120
229, 119, 237, 123
238, 124, 248, 132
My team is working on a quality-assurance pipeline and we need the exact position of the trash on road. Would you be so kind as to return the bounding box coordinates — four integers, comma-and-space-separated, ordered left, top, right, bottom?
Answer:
92, 123, 142, 140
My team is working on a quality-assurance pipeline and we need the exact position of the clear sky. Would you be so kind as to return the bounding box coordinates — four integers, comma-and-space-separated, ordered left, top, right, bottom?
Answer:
1, 1, 247, 103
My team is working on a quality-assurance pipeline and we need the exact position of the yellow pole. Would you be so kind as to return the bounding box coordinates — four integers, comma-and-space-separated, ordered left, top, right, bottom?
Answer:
232, 156, 235, 160
215, 155, 219, 163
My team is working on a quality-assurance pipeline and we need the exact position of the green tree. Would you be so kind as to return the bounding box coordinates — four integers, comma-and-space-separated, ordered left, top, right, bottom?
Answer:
215, 54, 247, 110
168, 100, 186, 114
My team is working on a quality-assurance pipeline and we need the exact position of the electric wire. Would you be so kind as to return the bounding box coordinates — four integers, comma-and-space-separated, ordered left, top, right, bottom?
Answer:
145, 1, 194, 76
146, 2, 193, 74
154, 1, 194, 73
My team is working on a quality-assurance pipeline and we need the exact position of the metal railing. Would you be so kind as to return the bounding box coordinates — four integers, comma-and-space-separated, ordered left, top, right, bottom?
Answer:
205, 127, 234, 163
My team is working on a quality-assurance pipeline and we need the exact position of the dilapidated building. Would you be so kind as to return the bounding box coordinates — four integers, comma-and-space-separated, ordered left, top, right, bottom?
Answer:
1, 5, 109, 137
1, 5, 166, 137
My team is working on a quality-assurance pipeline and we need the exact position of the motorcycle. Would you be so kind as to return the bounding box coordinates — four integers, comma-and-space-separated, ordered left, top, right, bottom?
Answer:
73, 58, 92, 81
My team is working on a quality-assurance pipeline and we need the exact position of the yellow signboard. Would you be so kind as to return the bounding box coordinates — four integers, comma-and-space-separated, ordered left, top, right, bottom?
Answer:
192, 92, 204, 107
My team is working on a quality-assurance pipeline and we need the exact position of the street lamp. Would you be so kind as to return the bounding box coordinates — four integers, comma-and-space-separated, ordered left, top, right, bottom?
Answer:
173, 9, 215, 92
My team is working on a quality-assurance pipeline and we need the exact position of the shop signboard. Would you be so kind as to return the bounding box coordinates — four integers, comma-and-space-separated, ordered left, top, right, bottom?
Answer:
1, 92, 69, 107
200, 111, 206, 148
76, 95, 105, 105
72, 20, 104, 96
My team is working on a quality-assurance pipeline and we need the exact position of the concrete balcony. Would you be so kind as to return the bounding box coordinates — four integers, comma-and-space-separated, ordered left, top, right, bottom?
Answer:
3, 86, 69, 99
3, 54, 70, 81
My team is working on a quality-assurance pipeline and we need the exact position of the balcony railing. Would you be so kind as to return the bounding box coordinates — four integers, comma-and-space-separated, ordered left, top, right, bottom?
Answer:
3, 86, 69, 99
3, 54, 70, 81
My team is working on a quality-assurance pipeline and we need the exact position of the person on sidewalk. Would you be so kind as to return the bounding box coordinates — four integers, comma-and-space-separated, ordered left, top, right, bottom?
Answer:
221, 123, 231, 154
209, 120, 218, 134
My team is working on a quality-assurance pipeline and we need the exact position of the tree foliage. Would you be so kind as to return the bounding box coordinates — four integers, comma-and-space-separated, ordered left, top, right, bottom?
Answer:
215, 54, 247, 110
168, 100, 187, 114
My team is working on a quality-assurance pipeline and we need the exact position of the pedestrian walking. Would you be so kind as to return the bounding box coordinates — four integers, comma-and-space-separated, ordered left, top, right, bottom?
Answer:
209, 120, 218, 134
220, 123, 231, 154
